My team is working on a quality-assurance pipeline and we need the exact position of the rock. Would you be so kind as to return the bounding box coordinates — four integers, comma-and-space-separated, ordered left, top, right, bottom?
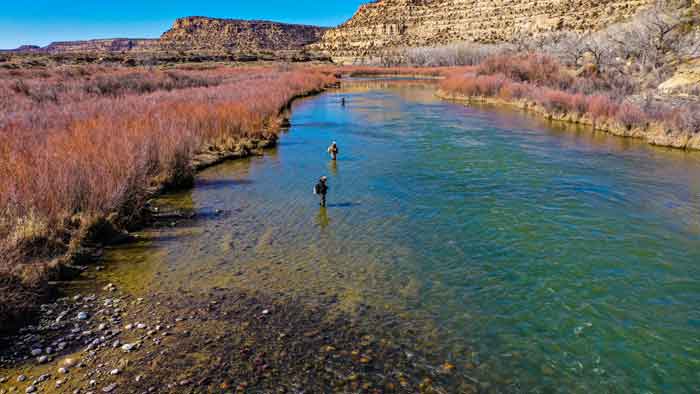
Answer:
312, 0, 655, 63
109, 369, 120, 376
45, 347, 53, 354
160, 17, 327, 52
102, 383, 117, 393
77, 312, 89, 321
25, 386, 36, 393
261, 309, 270, 315
136, 323, 146, 329
56, 380, 64, 388
63, 358, 78, 367
121, 343, 137, 353
37, 356, 48, 364
0, 377, 6, 383
35, 375, 49, 383
89, 380, 96, 386
58, 368, 69, 374
17, 375, 27, 382
30, 349, 42, 356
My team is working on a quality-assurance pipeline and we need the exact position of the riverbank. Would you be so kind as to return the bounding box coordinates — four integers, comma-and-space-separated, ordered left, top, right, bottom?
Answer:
436, 89, 700, 151
0, 67, 336, 334
436, 54, 700, 152
0, 277, 470, 394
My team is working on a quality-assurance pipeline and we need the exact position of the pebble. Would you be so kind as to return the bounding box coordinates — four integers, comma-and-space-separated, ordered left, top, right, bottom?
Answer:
0, 377, 6, 383
30, 349, 42, 357
89, 380, 96, 386
37, 356, 48, 364
17, 375, 27, 382
109, 369, 120, 376
102, 383, 117, 393
63, 358, 78, 367
35, 375, 49, 384
136, 323, 146, 329
58, 367, 69, 374
25, 386, 36, 393
261, 309, 270, 315
56, 380, 64, 388
121, 343, 136, 352
77, 312, 89, 321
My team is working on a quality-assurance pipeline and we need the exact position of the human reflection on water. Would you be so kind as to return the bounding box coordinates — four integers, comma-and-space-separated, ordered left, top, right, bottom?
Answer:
316, 207, 329, 229
328, 159, 338, 176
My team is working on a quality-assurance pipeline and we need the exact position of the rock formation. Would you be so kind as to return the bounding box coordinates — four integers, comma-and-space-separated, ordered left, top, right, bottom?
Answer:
4, 17, 327, 55
160, 17, 328, 51
43, 39, 162, 53
315, 0, 655, 62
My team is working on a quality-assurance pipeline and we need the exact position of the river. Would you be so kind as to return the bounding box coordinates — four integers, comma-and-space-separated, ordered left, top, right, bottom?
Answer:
89, 79, 700, 393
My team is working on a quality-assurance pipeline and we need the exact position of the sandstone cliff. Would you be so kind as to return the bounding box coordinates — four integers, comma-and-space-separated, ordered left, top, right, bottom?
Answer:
160, 17, 328, 51
42, 38, 162, 53
315, 0, 655, 62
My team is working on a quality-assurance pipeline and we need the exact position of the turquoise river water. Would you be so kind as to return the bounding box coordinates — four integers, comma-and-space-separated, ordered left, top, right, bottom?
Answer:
97, 79, 700, 393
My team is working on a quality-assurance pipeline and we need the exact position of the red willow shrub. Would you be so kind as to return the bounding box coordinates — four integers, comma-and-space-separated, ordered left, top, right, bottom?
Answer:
439, 53, 693, 132
0, 66, 335, 263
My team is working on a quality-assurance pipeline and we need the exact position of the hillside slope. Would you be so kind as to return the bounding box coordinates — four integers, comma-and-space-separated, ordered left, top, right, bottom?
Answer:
315, 0, 655, 62
160, 17, 328, 51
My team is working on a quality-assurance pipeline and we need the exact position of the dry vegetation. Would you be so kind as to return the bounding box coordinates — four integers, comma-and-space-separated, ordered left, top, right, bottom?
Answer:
0, 65, 335, 328
439, 53, 700, 135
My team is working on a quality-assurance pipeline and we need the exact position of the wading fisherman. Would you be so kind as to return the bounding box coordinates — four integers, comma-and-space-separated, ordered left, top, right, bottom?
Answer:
314, 176, 329, 207
341, 97, 346, 106
327, 141, 339, 161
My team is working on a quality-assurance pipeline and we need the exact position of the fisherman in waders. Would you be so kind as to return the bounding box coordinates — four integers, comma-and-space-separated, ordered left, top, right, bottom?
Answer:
341, 97, 346, 106
327, 141, 339, 161
314, 176, 329, 207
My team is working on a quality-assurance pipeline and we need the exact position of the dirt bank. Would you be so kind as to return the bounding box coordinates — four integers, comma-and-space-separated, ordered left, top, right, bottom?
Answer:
436, 90, 700, 152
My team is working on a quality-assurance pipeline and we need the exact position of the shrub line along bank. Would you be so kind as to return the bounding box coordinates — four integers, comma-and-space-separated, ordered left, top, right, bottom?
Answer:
435, 90, 700, 151
435, 54, 700, 151
0, 67, 336, 333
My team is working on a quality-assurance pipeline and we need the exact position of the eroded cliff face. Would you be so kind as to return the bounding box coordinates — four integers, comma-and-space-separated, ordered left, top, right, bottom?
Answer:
315, 0, 654, 62
160, 17, 328, 51
43, 39, 162, 53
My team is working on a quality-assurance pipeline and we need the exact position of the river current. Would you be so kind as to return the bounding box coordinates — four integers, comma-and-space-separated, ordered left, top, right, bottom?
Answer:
94, 79, 700, 393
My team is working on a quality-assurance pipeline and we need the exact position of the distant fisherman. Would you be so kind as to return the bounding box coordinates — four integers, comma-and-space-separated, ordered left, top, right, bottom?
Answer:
341, 97, 346, 106
314, 176, 329, 207
327, 141, 339, 161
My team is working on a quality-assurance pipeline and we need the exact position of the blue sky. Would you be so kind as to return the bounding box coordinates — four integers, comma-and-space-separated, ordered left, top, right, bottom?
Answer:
0, 0, 367, 49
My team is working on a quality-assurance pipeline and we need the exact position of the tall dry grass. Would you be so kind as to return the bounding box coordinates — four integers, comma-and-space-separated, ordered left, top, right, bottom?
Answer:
0, 66, 335, 271
440, 53, 700, 134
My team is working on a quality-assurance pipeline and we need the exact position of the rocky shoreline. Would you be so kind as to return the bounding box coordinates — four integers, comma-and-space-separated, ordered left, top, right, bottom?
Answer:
436, 90, 700, 152
0, 277, 473, 394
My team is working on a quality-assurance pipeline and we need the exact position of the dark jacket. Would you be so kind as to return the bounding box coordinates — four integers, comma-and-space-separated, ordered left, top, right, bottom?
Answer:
314, 181, 328, 195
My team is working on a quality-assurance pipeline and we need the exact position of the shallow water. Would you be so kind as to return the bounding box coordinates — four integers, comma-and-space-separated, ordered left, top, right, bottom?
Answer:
95, 79, 700, 393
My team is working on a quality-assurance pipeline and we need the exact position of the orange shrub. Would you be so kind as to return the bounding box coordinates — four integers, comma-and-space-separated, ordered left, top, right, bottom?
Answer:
0, 66, 336, 260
